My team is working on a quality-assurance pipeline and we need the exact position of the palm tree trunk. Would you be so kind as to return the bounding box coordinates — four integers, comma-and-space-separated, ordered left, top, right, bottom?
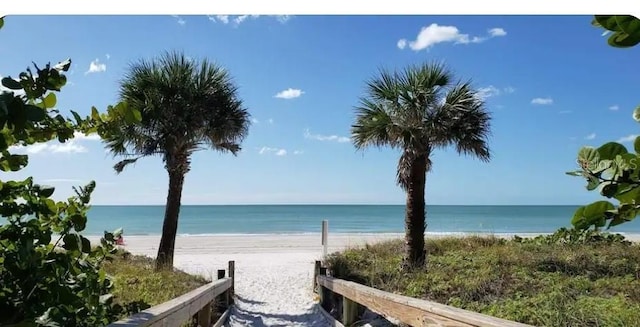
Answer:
156, 169, 186, 270
403, 156, 427, 269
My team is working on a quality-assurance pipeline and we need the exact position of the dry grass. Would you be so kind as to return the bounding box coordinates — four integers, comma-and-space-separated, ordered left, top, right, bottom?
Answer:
326, 235, 640, 327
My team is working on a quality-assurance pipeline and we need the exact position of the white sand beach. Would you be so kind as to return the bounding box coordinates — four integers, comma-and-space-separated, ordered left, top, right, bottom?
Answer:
111, 232, 640, 326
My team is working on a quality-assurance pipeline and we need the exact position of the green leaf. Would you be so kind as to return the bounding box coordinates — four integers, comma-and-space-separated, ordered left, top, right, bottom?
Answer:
596, 142, 628, 160
566, 170, 584, 177
578, 146, 599, 166
584, 200, 615, 222
91, 107, 100, 121
572, 207, 589, 230
634, 137, 640, 154
634, 106, 640, 122
613, 15, 640, 37
0, 154, 28, 172
614, 185, 640, 203
608, 31, 640, 48
43, 93, 57, 109
595, 15, 622, 31
80, 236, 91, 253
62, 233, 81, 251
1, 77, 22, 90
39, 185, 55, 198
25, 104, 47, 122
601, 183, 618, 198
0, 17, 4, 30
71, 214, 87, 231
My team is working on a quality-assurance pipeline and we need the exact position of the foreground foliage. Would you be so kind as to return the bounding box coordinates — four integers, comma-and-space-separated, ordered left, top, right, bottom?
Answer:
326, 232, 640, 327
567, 15, 640, 230
0, 17, 143, 326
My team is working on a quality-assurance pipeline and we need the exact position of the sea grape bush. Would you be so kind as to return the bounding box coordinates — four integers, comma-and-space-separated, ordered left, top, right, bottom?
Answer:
512, 228, 631, 246
565, 15, 640, 231
0, 16, 142, 326
592, 15, 640, 48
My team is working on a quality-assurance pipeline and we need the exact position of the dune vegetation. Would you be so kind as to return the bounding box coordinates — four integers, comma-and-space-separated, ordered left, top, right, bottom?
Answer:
326, 231, 640, 327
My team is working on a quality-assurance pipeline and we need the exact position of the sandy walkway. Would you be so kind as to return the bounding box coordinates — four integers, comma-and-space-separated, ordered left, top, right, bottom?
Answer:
114, 234, 404, 327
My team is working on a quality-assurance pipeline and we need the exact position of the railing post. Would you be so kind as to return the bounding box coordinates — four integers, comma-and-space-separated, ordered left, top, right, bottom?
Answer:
342, 297, 358, 326
228, 260, 235, 305
318, 267, 330, 311
313, 260, 321, 292
216, 269, 228, 310
321, 220, 328, 259
196, 300, 212, 327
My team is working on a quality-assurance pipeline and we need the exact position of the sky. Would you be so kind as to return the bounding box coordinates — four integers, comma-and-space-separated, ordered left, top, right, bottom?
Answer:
1, 15, 639, 205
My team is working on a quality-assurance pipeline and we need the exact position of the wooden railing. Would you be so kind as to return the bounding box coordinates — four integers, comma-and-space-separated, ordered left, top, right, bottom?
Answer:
314, 261, 533, 327
108, 261, 235, 327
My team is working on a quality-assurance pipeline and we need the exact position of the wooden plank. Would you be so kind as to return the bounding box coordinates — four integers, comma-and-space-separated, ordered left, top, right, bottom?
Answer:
342, 297, 358, 326
212, 307, 231, 327
228, 261, 235, 305
197, 301, 212, 327
317, 276, 533, 327
313, 260, 321, 291
108, 278, 232, 327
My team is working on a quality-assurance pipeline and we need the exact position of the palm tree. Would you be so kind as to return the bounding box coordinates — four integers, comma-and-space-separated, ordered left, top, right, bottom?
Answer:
351, 62, 491, 269
105, 51, 250, 270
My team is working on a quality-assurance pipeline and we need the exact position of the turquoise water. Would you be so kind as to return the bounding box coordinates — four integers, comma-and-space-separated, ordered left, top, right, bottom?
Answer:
80, 205, 640, 236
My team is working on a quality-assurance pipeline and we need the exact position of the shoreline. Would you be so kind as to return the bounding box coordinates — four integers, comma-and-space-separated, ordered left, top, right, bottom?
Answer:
94, 232, 640, 258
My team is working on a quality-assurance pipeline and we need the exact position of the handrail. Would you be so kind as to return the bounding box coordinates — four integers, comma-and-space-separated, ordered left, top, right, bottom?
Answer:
108, 261, 235, 327
315, 265, 533, 327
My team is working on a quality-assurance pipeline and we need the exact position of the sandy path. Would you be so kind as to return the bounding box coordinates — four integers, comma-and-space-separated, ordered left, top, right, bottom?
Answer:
114, 234, 405, 327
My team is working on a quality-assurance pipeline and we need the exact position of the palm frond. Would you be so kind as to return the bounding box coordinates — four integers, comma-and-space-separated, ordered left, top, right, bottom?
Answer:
108, 50, 251, 174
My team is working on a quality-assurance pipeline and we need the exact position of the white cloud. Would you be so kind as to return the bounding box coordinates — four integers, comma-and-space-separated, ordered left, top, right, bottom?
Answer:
274, 88, 304, 99
251, 118, 259, 124
609, 105, 619, 111
258, 146, 287, 156
304, 129, 350, 143
475, 85, 515, 100
585, 133, 596, 140
476, 85, 501, 100
531, 97, 553, 105
275, 15, 291, 23
85, 59, 106, 75
208, 15, 229, 24
618, 134, 638, 143
8, 132, 101, 154
105, 53, 111, 60
208, 15, 288, 25
171, 15, 186, 26
399, 23, 507, 51
488, 28, 507, 37
293, 150, 304, 155
267, 118, 274, 124
73, 131, 101, 141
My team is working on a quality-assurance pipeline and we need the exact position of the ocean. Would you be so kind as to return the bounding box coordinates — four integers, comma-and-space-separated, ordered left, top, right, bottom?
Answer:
80, 205, 640, 236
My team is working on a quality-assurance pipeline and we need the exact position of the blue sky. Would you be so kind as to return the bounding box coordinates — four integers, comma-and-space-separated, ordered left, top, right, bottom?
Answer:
1, 15, 639, 205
